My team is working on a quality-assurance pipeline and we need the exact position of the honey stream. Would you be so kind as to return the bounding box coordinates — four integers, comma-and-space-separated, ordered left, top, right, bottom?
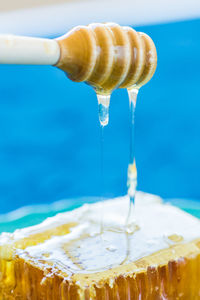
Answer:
126, 88, 138, 229
97, 94, 111, 234
95, 88, 140, 267
61, 89, 140, 273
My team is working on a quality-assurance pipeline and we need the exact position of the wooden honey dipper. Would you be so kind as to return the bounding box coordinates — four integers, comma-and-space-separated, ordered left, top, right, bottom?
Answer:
0, 22, 157, 94
56, 23, 157, 94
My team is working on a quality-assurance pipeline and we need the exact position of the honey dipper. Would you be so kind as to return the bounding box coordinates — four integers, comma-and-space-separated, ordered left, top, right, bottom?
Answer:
0, 22, 157, 94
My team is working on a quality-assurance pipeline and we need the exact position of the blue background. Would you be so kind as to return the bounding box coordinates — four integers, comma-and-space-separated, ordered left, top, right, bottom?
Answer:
0, 18, 200, 213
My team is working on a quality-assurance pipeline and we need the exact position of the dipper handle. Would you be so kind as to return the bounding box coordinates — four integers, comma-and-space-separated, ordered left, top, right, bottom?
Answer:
0, 35, 60, 65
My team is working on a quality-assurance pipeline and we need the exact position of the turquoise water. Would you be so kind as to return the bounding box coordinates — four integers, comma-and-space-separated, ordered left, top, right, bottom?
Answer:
0, 197, 199, 233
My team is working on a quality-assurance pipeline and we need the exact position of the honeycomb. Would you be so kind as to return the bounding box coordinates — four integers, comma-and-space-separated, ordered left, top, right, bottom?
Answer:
0, 192, 200, 299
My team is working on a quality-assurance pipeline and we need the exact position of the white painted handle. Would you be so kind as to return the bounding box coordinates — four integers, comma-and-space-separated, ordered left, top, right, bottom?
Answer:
0, 35, 60, 65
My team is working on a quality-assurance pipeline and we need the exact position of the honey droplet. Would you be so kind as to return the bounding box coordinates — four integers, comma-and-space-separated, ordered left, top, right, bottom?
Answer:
97, 94, 110, 127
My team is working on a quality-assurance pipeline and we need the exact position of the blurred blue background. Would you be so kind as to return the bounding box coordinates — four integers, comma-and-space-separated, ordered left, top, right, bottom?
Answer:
0, 18, 200, 213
